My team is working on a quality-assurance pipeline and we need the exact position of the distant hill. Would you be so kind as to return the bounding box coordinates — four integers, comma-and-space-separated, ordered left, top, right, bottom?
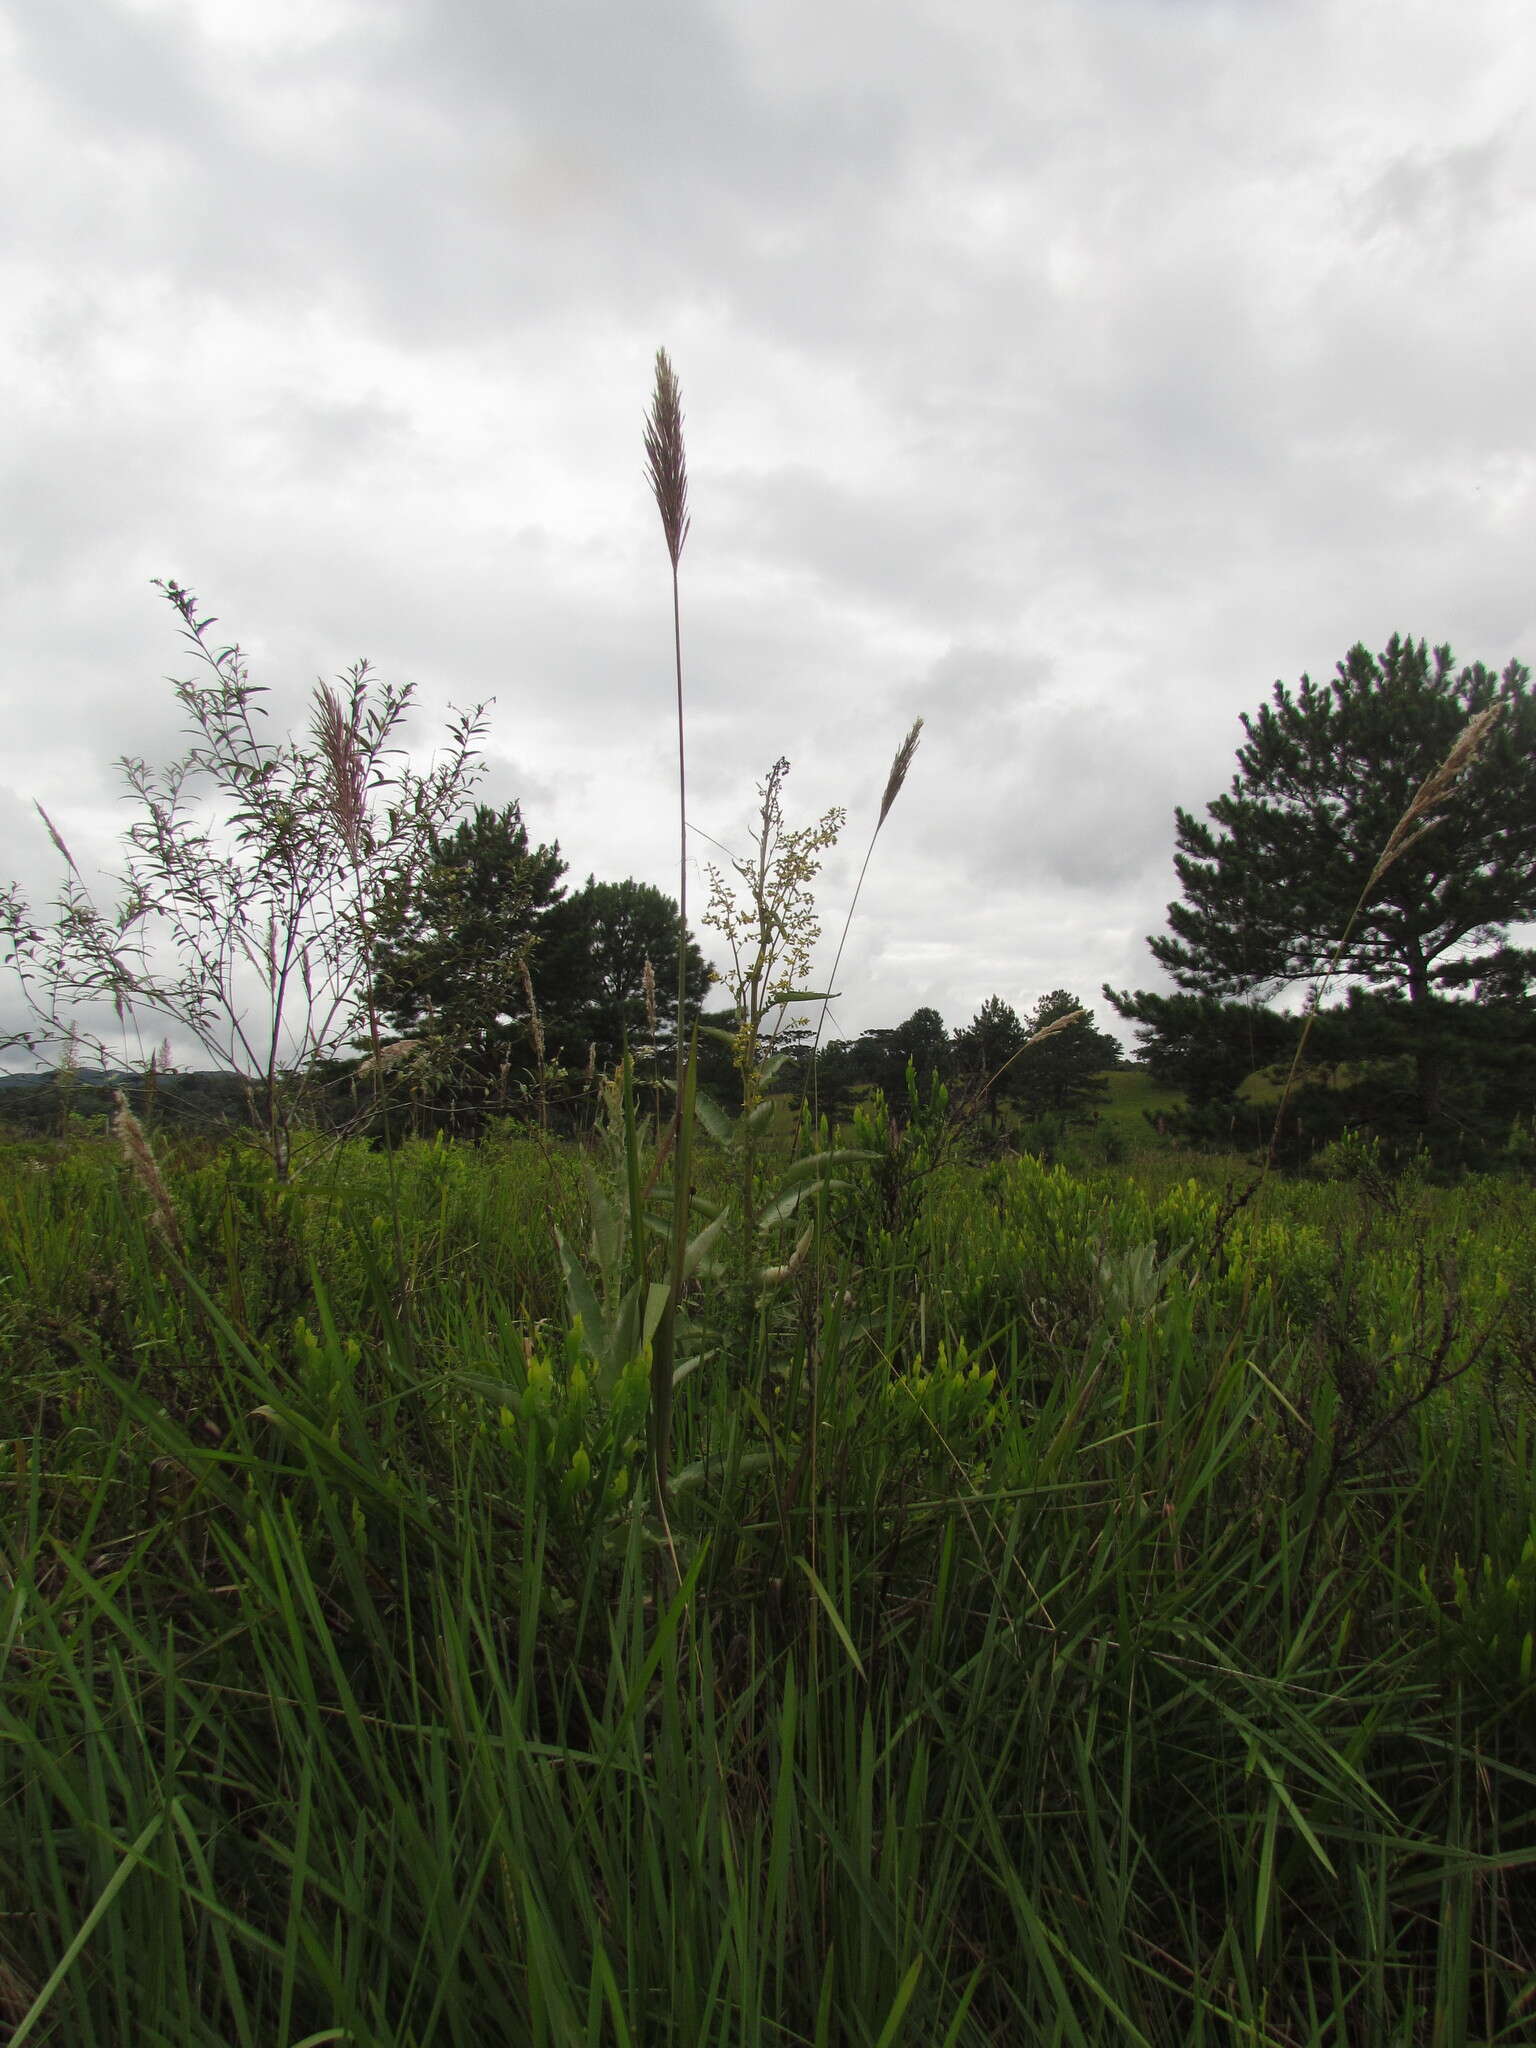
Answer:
0, 1067, 257, 1133
0, 1068, 229, 1089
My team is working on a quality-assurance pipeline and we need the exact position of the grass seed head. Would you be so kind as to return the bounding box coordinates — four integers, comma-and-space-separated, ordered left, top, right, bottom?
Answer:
642, 956, 658, 1037
1368, 701, 1504, 888
112, 1089, 182, 1250
518, 954, 545, 1066
1023, 1008, 1087, 1049
312, 682, 368, 866
644, 347, 691, 570
354, 1037, 423, 1079
34, 801, 83, 877
878, 717, 924, 828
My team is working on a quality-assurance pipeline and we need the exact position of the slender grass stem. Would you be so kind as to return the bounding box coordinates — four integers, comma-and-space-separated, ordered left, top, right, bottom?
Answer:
810, 719, 922, 1126
645, 347, 693, 1501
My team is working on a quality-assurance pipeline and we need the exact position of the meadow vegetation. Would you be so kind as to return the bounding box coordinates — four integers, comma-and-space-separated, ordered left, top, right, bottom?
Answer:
3, 1117, 1536, 2045
2, 352, 1534, 2045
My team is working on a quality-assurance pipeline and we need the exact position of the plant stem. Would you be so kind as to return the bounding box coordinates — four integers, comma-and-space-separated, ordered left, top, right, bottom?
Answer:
652, 560, 689, 1502
671, 562, 688, 1120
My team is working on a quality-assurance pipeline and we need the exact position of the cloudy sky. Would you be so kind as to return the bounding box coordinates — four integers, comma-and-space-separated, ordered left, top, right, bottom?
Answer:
3, 0, 1534, 1065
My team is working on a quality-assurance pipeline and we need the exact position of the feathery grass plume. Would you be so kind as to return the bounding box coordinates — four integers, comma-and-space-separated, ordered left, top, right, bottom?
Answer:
642, 956, 658, 1038
518, 954, 548, 1132
112, 1089, 182, 1251
517, 955, 545, 1067
644, 348, 691, 570
33, 801, 83, 878
878, 716, 924, 829
353, 1037, 424, 1079
812, 717, 924, 1074
313, 675, 390, 1128
641, 956, 664, 1129
311, 681, 368, 866
978, 1006, 1088, 1105
1023, 1006, 1087, 1049
1367, 702, 1504, 890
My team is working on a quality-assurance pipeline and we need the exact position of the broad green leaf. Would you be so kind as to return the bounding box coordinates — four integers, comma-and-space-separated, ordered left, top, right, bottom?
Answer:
693, 1089, 736, 1145
757, 1178, 856, 1229
583, 1166, 622, 1290
683, 1205, 730, 1281
778, 1146, 879, 1185
755, 1182, 810, 1228
671, 1448, 774, 1492
641, 1279, 670, 1349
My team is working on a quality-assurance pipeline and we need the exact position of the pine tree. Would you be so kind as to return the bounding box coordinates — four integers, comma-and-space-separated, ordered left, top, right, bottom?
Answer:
1111, 635, 1536, 1135
1012, 991, 1119, 1121
370, 802, 566, 1081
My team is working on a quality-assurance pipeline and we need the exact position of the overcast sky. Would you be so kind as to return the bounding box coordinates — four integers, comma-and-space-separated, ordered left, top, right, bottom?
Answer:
4, 0, 1534, 1066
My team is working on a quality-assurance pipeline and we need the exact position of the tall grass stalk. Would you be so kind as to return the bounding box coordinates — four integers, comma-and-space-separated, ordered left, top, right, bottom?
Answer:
812, 717, 923, 1087
644, 347, 693, 1500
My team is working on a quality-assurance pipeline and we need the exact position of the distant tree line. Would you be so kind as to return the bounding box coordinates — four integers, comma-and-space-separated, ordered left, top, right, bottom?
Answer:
11, 589, 1529, 1176
791, 992, 1122, 1132
351, 797, 1126, 1140
0, 777, 1128, 1146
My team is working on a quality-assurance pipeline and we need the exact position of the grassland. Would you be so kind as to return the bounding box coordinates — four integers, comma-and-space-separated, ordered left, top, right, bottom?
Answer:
2, 1117, 1535, 2045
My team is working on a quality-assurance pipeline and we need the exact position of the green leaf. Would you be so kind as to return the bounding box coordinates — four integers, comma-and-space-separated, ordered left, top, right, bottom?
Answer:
641, 1279, 670, 1350
795, 1557, 867, 1678
872, 1957, 924, 2048
756, 1182, 812, 1229
756, 1179, 854, 1228
583, 1166, 622, 1292
683, 1205, 731, 1281
671, 1448, 774, 1493
9, 1807, 173, 2047
693, 1089, 736, 1145
778, 1146, 879, 1185
556, 1229, 607, 1359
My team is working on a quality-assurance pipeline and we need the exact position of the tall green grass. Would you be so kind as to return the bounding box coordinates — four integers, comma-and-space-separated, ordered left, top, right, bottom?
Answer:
4, 1135, 1536, 2042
